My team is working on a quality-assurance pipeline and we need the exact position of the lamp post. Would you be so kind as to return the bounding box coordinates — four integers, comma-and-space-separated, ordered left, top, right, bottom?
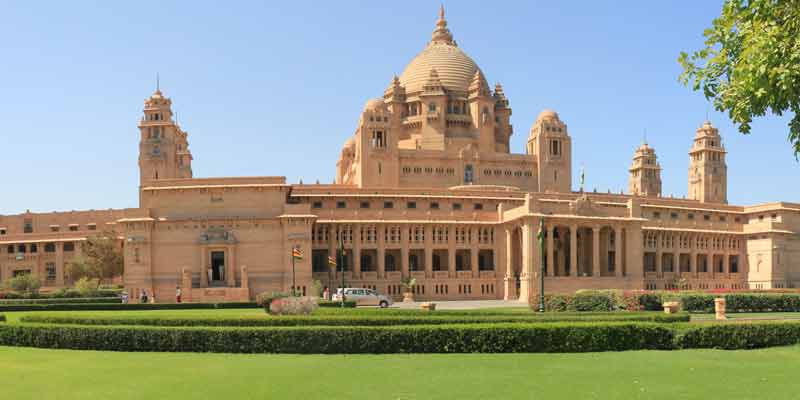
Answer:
338, 234, 346, 307
538, 218, 546, 313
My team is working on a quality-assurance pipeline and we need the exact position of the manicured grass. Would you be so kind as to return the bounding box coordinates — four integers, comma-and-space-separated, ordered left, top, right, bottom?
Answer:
2, 345, 800, 399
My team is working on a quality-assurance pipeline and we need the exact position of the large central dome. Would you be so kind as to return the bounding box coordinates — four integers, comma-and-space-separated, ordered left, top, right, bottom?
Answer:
399, 43, 480, 95
398, 6, 481, 95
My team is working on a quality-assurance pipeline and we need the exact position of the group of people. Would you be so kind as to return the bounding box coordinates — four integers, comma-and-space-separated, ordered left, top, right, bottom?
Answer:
119, 289, 160, 304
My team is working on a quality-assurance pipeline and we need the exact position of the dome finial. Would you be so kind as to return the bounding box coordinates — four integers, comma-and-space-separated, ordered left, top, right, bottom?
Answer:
431, 4, 455, 45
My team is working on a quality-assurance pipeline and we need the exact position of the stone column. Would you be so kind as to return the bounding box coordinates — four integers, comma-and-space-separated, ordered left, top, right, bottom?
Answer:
673, 251, 680, 276
227, 245, 236, 287
504, 227, 516, 300
377, 224, 386, 280
614, 226, 623, 277
592, 226, 601, 277
424, 225, 433, 279
723, 250, 730, 278
401, 225, 410, 278
519, 220, 533, 302
546, 224, 554, 278
199, 247, 208, 288
655, 248, 663, 278
55, 242, 65, 286
471, 226, 480, 278
570, 224, 578, 277
689, 234, 697, 278
447, 225, 456, 278
353, 224, 362, 280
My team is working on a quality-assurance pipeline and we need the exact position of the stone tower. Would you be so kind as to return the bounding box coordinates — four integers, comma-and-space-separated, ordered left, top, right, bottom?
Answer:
629, 141, 662, 197
138, 89, 193, 188
527, 110, 572, 193
688, 120, 727, 203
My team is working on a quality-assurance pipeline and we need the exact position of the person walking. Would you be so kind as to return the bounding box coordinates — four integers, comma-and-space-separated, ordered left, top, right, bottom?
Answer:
175, 286, 182, 303
323, 286, 330, 301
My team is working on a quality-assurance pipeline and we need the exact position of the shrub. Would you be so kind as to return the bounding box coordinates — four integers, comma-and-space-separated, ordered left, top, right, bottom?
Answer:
256, 291, 290, 311
74, 278, 100, 297
268, 297, 318, 315
569, 291, 618, 312
0, 322, 676, 353
543, 294, 571, 312
0, 314, 5, 323
678, 294, 715, 313
4, 274, 42, 297
318, 300, 357, 308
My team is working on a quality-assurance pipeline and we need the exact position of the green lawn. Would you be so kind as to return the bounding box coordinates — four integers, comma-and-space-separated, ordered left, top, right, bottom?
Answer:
2, 345, 800, 399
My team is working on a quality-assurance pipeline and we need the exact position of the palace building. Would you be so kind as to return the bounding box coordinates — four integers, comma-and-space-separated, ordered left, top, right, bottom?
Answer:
1, 7, 799, 302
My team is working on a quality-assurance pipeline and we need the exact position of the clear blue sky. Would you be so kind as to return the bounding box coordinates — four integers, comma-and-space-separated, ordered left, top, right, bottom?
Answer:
1, 1, 797, 215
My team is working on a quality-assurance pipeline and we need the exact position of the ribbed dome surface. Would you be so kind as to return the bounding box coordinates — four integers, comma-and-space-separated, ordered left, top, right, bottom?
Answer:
399, 43, 480, 94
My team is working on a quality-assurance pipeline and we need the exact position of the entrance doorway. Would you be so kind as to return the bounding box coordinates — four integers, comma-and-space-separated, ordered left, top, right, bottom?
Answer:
210, 251, 225, 283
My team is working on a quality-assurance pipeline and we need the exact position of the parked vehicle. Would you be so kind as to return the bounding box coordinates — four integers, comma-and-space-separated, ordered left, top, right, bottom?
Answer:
332, 288, 393, 308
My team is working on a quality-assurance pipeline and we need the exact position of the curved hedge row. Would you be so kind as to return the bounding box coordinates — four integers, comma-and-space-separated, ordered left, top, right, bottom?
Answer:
0, 322, 675, 353
20, 312, 689, 327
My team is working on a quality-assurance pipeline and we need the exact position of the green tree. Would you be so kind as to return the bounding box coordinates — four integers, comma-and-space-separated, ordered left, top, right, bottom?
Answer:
678, 0, 800, 156
5, 274, 42, 296
66, 231, 124, 288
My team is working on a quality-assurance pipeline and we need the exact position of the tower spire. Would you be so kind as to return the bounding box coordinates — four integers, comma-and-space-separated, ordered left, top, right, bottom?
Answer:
430, 4, 455, 45
154, 72, 162, 96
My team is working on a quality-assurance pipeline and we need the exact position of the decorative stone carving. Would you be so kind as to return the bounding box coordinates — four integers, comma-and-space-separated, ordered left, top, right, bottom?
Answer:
571, 194, 594, 216
198, 227, 237, 244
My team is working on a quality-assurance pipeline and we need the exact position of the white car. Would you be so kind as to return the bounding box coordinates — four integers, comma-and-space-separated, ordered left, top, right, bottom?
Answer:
332, 288, 393, 308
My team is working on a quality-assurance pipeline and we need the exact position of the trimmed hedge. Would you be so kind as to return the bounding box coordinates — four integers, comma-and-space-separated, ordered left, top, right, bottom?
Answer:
541, 290, 800, 314
0, 288, 121, 300
0, 302, 259, 312
20, 312, 689, 327
676, 322, 800, 350
318, 300, 357, 308
0, 297, 122, 305
0, 322, 676, 353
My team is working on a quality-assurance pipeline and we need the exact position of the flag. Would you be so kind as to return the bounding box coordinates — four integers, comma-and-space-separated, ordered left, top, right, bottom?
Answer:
537, 219, 545, 247
292, 247, 303, 260
580, 166, 585, 189
328, 255, 337, 269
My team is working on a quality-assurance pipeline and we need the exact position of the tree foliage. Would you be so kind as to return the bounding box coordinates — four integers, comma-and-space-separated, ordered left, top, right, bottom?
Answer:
66, 231, 123, 286
679, 0, 800, 156
4, 274, 42, 296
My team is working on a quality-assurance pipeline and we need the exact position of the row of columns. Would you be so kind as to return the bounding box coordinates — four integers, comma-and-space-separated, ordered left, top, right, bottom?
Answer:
645, 231, 745, 278
509, 223, 625, 279
325, 224, 493, 279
